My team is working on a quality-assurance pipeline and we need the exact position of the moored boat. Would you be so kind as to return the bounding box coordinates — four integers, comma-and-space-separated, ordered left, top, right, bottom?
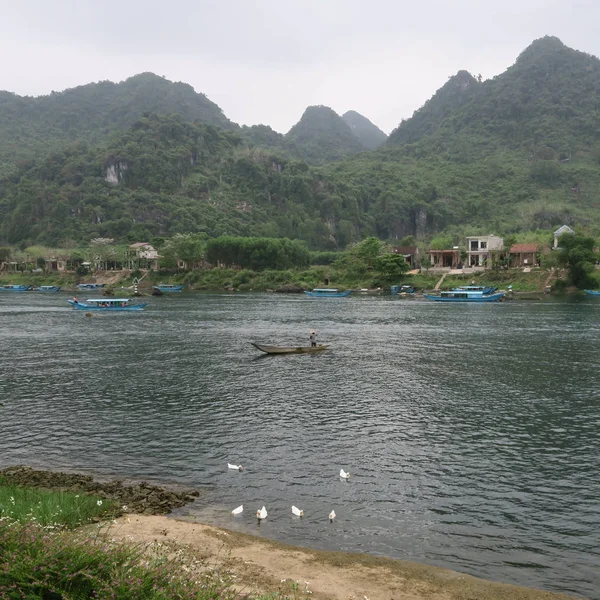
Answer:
304, 288, 351, 298
77, 283, 105, 290
68, 298, 148, 311
584, 289, 600, 296
0, 284, 31, 291
423, 289, 505, 302
34, 285, 61, 292
251, 342, 328, 354
152, 284, 184, 293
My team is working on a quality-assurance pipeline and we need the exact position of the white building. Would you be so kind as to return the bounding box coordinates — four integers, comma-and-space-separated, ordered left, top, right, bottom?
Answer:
553, 225, 574, 249
465, 235, 504, 267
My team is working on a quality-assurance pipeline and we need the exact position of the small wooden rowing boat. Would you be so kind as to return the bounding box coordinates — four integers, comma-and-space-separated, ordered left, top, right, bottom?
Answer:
251, 343, 328, 355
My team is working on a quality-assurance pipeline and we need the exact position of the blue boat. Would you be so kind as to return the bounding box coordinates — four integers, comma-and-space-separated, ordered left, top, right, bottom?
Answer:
77, 283, 105, 290
68, 298, 148, 311
584, 289, 600, 296
152, 284, 184, 293
454, 285, 497, 294
0, 284, 31, 292
424, 289, 505, 302
35, 285, 61, 292
304, 288, 351, 298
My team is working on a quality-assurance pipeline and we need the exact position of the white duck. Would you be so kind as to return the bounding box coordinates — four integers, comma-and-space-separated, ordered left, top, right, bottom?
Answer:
329, 510, 336, 521
339, 469, 350, 479
291, 505, 304, 517
228, 463, 243, 471
256, 506, 268, 519
232, 505, 243, 515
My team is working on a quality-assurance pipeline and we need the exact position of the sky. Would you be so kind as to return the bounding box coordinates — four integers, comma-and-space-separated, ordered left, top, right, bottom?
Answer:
2, 0, 600, 134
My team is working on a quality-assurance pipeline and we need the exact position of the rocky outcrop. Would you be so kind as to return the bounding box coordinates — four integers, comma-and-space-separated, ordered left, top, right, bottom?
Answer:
0, 466, 199, 515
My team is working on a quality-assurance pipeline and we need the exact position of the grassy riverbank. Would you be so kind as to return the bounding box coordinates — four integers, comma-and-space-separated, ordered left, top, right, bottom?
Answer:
1, 265, 562, 294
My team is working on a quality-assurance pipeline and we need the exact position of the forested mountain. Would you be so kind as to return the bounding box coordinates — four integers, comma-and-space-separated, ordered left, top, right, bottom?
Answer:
284, 106, 367, 163
342, 110, 387, 149
388, 36, 600, 157
0, 73, 234, 177
1, 37, 600, 248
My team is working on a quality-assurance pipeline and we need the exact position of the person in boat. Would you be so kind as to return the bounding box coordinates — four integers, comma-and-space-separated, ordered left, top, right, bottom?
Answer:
309, 330, 317, 347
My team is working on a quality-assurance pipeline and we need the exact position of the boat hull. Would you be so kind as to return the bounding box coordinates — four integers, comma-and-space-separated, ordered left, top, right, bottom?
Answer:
423, 292, 505, 302
0, 285, 30, 292
304, 291, 351, 298
584, 290, 600, 296
251, 343, 328, 354
77, 284, 105, 290
153, 285, 184, 292
68, 300, 148, 311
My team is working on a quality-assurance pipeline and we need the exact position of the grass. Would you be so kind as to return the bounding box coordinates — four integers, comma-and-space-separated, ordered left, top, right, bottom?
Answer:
0, 520, 235, 600
0, 478, 116, 528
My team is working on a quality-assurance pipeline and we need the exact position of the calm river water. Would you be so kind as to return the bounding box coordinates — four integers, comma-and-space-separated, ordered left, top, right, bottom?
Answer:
1, 292, 599, 598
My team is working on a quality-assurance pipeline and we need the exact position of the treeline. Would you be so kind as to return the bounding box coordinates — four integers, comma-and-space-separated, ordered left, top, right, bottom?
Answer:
206, 236, 310, 270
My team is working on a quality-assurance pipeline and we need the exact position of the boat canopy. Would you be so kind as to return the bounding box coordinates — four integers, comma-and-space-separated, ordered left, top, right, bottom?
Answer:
312, 288, 339, 293
86, 298, 131, 303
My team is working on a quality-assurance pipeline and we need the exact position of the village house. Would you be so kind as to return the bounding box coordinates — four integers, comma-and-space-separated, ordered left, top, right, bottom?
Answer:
509, 243, 539, 268
428, 248, 461, 270
553, 225, 574, 249
44, 255, 70, 272
465, 235, 504, 267
391, 245, 421, 268
126, 243, 159, 270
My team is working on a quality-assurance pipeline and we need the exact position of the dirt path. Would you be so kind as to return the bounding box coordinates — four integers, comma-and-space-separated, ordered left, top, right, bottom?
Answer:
105, 515, 577, 600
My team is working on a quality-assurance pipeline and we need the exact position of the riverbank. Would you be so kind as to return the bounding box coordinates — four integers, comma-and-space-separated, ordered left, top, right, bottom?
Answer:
0, 467, 580, 599
0, 266, 569, 294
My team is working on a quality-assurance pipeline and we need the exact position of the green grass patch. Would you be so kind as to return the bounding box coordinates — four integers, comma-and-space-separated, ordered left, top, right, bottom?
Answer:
0, 479, 116, 528
0, 520, 234, 599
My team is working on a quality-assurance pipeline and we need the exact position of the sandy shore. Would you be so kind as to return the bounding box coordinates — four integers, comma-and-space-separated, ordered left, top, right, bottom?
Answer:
105, 515, 578, 600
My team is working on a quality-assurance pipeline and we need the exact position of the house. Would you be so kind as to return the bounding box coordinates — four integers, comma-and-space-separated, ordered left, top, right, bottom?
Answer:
465, 235, 504, 267
44, 256, 69, 272
509, 244, 539, 267
392, 246, 420, 268
127, 243, 159, 270
429, 249, 461, 269
553, 225, 574, 249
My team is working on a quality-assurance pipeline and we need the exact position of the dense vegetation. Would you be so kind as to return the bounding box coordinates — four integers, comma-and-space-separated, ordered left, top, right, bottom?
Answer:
0, 72, 234, 179
342, 110, 388, 149
1, 36, 600, 250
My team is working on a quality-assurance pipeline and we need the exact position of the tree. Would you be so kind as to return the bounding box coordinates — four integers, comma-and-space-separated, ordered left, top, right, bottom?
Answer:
556, 233, 599, 289
374, 253, 410, 278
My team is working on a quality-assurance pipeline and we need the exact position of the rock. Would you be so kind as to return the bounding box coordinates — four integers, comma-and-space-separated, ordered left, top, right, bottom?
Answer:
0, 466, 200, 516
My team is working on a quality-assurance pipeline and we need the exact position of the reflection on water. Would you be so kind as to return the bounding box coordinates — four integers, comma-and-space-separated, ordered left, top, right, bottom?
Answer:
1, 292, 599, 598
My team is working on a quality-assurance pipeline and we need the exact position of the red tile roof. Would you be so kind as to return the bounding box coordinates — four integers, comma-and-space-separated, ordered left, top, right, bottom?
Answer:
509, 244, 538, 253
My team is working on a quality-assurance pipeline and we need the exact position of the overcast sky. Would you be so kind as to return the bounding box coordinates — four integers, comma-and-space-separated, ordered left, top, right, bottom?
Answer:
2, 0, 599, 134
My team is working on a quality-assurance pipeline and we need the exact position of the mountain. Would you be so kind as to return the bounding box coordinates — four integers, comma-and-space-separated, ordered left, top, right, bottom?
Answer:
388, 36, 600, 156
0, 72, 235, 177
284, 105, 366, 163
342, 110, 387, 149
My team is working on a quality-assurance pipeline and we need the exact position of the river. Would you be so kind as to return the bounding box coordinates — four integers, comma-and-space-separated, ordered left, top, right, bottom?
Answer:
1, 292, 598, 598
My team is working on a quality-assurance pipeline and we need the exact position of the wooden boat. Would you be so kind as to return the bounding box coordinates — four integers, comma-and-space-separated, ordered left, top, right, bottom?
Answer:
584, 290, 600, 296
251, 342, 328, 355
68, 298, 148, 311
34, 285, 61, 292
0, 284, 31, 292
424, 289, 505, 302
152, 284, 184, 293
304, 288, 351, 298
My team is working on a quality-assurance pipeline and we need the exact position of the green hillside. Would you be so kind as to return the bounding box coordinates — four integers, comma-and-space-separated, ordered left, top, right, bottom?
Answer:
1, 37, 599, 248
342, 110, 387, 149
284, 105, 367, 163
0, 73, 234, 178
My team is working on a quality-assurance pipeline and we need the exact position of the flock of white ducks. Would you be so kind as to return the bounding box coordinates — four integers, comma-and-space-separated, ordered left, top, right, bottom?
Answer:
228, 464, 349, 522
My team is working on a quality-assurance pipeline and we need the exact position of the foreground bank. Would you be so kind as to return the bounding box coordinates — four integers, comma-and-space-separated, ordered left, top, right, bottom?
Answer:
0, 467, 581, 599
